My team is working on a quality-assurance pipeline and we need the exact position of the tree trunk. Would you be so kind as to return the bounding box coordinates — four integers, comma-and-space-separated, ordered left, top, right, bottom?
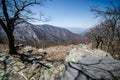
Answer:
7, 31, 17, 54
96, 41, 99, 49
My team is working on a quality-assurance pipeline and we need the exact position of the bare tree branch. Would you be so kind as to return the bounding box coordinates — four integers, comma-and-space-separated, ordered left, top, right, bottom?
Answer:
0, 18, 8, 33
1, 0, 10, 23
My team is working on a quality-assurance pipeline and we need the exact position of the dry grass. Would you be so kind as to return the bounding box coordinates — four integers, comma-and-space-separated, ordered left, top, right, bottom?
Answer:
0, 44, 9, 53
15, 44, 76, 66
45, 45, 75, 61
0, 43, 76, 64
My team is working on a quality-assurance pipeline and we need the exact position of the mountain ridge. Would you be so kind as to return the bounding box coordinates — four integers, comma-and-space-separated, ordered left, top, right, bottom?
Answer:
0, 21, 81, 47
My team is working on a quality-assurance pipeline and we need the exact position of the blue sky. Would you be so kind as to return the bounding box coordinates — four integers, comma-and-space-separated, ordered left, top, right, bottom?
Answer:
30, 0, 120, 28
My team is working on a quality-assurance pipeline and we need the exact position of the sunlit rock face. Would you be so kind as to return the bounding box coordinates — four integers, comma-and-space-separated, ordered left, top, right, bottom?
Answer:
66, 44, 112, 62
57, 44, 120, 80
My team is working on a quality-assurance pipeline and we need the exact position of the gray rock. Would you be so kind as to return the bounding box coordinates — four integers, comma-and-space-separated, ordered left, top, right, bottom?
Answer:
28, 57, 35, 61
56, 44, 120, 80
15, 44, 24, 50
0, 53, 16, 80
0, 55, 15, 67
66, 44, 113, 62
35, 56, 43, 60
13, 62, 26, 71
24, 46, 33, 53
38, 48, 47, 55
27, 56, 43, 61
39, 64, 65, 80
0, 53, 6, 57
57, 54, 120, 80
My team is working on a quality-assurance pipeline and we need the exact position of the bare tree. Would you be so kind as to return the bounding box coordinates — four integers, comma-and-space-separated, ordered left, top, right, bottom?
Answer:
90, 1, 120, 58
87, 24, 104, 49
0, 0, 48, 54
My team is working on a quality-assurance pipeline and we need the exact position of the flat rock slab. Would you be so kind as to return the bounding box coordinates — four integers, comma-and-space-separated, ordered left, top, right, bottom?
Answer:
56, 54, 120, 80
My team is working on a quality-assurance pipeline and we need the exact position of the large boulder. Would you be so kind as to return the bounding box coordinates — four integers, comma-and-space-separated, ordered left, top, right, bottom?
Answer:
38, 48, 47, 56
66, 44, 112, 62
56, 44, 120, 80
24, 46, 33, 53
57, 54, 120, 80
38, 48, 46, 53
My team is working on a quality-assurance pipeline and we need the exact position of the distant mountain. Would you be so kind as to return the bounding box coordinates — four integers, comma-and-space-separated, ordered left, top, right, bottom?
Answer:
0, 21, 81, 47
37, 24, 80, 41
64, 27, 88, 34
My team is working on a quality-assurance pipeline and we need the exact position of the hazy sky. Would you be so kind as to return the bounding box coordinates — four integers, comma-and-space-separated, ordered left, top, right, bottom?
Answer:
30, 0, 119, 28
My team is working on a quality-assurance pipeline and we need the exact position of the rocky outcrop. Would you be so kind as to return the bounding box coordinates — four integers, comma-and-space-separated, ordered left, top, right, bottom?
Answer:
66, 44, 112, 62
57, 55, 120, 80
38, 48, 47, 56
0, 45, 65, 80
0, 52, 65, 80
56, 44, 120, 80
0, 44, 120, 80
24, 46, 33, 53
